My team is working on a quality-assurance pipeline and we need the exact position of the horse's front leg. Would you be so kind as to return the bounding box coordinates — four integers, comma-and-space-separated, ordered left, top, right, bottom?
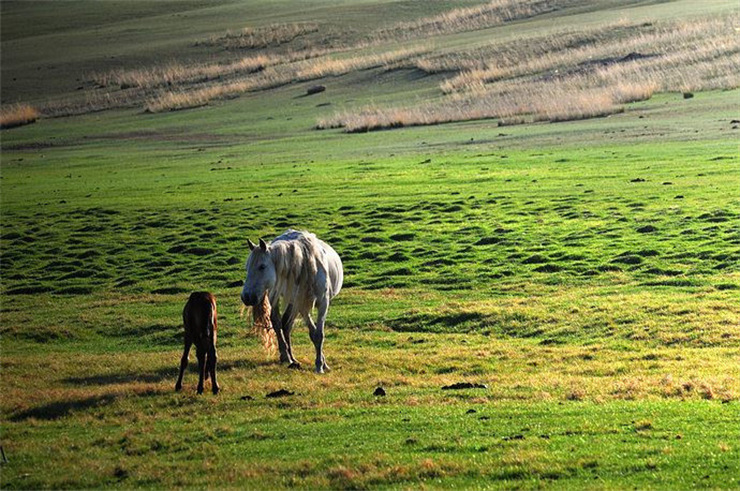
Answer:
270, 304, 291, 364
281, 304, 300, 368
307, 298, 330, 374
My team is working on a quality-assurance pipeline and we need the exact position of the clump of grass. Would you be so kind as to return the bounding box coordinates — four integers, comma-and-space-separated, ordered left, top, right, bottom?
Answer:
94, 56, 273, 90
145, 47, 427, 112
250, 292, 276, 355
320, 13, 740, 131
1, 103, 40, 129
317, 81, 624, 132
372, 0, 571, 42
200, 22, 320, 50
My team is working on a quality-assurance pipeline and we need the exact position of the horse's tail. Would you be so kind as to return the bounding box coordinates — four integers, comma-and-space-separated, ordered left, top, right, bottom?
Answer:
206, 293, 217, 340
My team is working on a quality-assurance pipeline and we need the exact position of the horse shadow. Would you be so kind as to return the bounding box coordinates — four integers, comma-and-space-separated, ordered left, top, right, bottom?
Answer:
63, 366, 177, 386
9, 388, 164, 422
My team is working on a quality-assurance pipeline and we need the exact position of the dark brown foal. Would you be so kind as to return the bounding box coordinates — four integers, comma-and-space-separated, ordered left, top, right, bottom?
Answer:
175, 292, 220, 394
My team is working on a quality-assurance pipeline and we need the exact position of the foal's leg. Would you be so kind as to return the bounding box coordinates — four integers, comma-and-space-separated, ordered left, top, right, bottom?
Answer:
175, 336, 192, 392
270, 303, 291, 364
307, 298, 330, 374
207, 344, 219, 395
196, 346, 207, 394
281, 304, 300, 368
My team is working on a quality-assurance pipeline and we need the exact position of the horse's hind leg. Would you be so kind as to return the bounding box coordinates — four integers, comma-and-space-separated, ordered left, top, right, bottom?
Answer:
207, 344, 219, 395
196, 347, 207, 394
307, 298, 330, 374
175, 337, 192, 391
281, 304, 300, 368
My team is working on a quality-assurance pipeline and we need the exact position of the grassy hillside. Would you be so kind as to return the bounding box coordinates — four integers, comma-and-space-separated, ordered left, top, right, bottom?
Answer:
1, 0, 739, 488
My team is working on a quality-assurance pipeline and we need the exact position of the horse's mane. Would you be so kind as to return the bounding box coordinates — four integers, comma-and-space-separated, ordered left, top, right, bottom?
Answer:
269, 230, 326, 302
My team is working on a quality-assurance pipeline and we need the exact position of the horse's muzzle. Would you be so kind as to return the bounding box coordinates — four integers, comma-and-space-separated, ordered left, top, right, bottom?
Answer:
241, 292, 259, 306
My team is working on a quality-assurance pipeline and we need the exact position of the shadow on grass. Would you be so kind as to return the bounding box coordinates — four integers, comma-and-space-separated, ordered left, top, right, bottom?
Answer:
62, 357, 270, 388
11, 394, 117, 421
10, 388, 166, 422
387, 312, 487, 333
64, 366, 177, 386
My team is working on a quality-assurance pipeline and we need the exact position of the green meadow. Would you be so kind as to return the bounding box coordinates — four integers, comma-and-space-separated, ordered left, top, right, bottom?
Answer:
1, 0, 739, 488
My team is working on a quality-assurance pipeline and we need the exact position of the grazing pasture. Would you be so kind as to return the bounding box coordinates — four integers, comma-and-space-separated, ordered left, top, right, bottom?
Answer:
1, 0, 739, 488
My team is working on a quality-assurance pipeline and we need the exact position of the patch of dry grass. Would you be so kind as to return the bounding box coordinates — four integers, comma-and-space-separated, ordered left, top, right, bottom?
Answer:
317, 79, 625, 132
250, 293, 276, 355
200, 22, 320, 50
93, 47, 342, 91
145, 47, 427, 113
0, 103, 40, 129
372, 0, 574, 42
322, 14, 740, 131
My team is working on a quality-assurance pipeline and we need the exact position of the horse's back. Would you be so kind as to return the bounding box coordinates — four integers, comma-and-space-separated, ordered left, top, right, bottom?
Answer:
184, 292, 217, 338
273, 230, 343, 300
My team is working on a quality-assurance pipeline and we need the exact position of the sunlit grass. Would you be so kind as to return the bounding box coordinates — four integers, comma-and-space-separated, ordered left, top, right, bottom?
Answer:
0, 103, 39, 129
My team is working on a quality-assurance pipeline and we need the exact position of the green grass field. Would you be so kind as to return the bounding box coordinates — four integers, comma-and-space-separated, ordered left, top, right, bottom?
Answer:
2, 0, 739, 489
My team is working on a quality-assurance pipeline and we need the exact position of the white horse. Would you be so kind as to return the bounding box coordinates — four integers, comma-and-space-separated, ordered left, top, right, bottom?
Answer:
241, 230, 343, 373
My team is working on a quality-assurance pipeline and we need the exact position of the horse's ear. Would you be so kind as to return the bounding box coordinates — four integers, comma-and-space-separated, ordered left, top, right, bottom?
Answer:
247, 239, 256, 251
259, 238, 268, 251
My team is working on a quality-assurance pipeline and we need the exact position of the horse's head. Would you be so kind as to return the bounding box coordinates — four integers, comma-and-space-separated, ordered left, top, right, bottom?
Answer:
241, 238, 276, 306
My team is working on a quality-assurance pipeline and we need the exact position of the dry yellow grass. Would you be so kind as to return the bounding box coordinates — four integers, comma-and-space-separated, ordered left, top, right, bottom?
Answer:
317, 78, 625, 132
321, 14, 740, 131
372, 0, 573, 42
145, 47, 428, 112
94, 48, 342, 91
0, 103, 40, 129
431, 15, 736, 93
200, 22, 320, 50
251, 293, 276, 355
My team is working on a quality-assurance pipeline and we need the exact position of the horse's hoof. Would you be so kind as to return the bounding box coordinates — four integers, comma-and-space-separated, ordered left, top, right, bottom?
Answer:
175, 384, 182, 392
288, 362, 302, 370
212, 386, 220, 395
197, 386, 204, 395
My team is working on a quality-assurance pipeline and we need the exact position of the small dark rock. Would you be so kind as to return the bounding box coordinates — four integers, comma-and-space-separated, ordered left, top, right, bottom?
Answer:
636, 225, 657, 233
662, 182, 673, 185
503, 434, 525, 441
266, 389, 294, 398
630, 178, 646, 183
113, 466, 129, 480
373, 387, 386, 397
466, 409, 477, 414
442, 382, 488, 390
306, 85, 326, 95
730, 119, 740, 124
674, 195, 684, 199
683, 92, 693, 99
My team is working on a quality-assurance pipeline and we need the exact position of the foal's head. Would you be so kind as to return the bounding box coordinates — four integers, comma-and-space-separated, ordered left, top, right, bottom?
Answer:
241, 238, 276, 306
